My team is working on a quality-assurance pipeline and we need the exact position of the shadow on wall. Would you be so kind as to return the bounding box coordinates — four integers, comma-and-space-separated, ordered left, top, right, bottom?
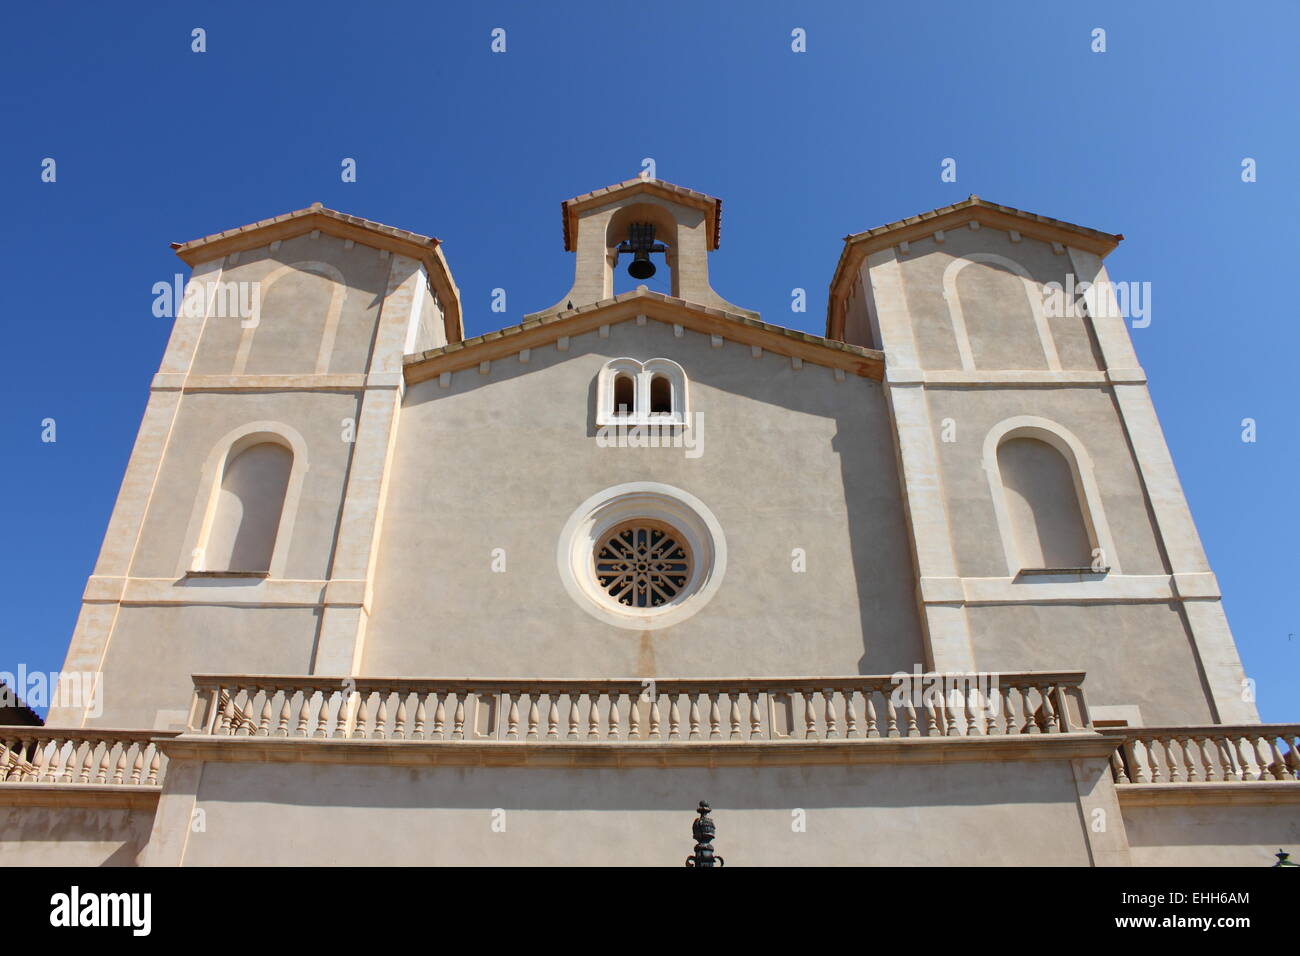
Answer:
402, 325, 926, 675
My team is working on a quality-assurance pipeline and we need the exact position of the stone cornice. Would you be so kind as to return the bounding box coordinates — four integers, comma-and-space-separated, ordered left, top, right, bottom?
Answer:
157, 731, 1117, 770
1115, 782, 1300, 807
0, 783, 161, 810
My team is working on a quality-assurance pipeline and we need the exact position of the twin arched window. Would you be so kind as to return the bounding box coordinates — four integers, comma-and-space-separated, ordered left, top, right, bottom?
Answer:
597, 358, 688, 425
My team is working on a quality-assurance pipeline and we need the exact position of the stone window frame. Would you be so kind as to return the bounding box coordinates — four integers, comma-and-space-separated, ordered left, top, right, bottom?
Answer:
557, 482, 725, 631
595, 357, 689, 427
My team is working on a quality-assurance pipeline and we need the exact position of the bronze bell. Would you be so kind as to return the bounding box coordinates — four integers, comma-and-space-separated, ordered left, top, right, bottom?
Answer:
618, 222, 666, 280
628, 251, 656, 280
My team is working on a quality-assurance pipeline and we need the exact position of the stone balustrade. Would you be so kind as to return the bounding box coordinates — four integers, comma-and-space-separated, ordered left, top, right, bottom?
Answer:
187, 672, 1091, 742
1102, 725, 1300, 784
0, 729, 177, 786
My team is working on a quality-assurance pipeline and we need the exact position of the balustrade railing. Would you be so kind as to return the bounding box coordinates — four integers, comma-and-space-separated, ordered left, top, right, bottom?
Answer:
188, 672, 1090, 742
1102, 725, 1300, 784
0, 729, 176, 786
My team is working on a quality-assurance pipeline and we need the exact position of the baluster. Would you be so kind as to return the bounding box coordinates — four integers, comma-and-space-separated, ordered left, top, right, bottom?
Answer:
60, 739, 79, 783
966, 682, 981, 736
917, 695, 934, 738
526, 693, 540, 740
802, 691, 818, 740
864, 690, 879, 738
1024, 686, 1042, 734
944, 681, 961, 736
1196, 735, 1217, 781
649, 693, 662, 740
1285, 736, 1300, 780
1053, 685, 1074, 732
1233, 735, 1259, 780
1110, 745, 1130, 784
332, 687, 351, 738
111, 745, 128, 785
689, 693, 703, 741
276, 689, 293, 738
93, 743, 111, 784
668, 693, 682, 740
413, 693, 428, 740
749, 693, 763, 739
1258, 735, 1283, 781
608, 693, 621, 740
843, 689, 858, 738
1180, 736, 1198, 781
294, 690, 311, 738
708, 693, 722, 741
33, 738, 54, 782
506, 693, 521, 740
373, 689, 389, 740
1038, 684, 1058, 733
238, 686, 257, 736
567, 693, 581, 741
884, 693, 900, 738
219, 691, 235, 735
1166, 737, 1183, 782
147, 748, 162, 785
77, 741, 95, 783
352, 691, 370, 739
129, 745, 146, 785
1147, 737, 1164, 782
728, 693, 742, 741
257, 686, 274, 737
628, 692, 641, 739
393, 691, 409, 740
1127, 737, 1149, 783
433, 692, 448, 739
587, 692, 602, 740
546, 694, 560, 740
984, 681, 1000, 736
823, 689, 838, 739
1216, 736, 1239, 781
1003, 686, 1020, 735
314, 690, 332, 738
453, 692, 467, 740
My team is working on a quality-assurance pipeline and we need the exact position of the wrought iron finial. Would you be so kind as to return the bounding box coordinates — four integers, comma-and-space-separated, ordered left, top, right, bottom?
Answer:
1274, 849, 1298, 867
685, 800, 724, 867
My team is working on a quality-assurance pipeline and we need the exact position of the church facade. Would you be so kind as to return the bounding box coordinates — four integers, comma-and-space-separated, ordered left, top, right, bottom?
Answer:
3, 179, 1296, 866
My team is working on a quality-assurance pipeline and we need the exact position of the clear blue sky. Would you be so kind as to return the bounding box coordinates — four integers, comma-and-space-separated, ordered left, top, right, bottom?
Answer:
1, 2, 1295, 720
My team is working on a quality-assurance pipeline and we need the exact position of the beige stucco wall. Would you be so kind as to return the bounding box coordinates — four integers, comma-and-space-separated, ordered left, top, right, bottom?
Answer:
0, 802, 155, 866
1121, 798, 1300, 866
365, 318, 925, 679
189, 232, 392, 376
171, 756, 1096, 866
895, 229, 1104, 373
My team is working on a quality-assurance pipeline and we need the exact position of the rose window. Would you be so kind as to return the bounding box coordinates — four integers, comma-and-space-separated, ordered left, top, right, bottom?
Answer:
593, 523, 692, 608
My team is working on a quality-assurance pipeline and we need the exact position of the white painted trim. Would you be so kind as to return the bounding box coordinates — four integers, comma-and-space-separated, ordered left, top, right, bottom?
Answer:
557, 482, 726, 631
594, 357, 689, 426
941, 253, 1060, 371
981, 415, 1120, 576
180, 421, 310, 579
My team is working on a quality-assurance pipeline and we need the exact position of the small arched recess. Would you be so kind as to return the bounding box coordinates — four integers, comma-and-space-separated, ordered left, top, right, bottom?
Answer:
183, 422, 310, 577
982, 416, 1118, 576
